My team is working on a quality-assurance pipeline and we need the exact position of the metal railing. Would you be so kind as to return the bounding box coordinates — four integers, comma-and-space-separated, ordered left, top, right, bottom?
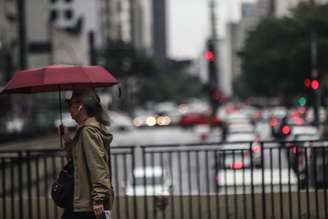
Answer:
1, 140, 328, 219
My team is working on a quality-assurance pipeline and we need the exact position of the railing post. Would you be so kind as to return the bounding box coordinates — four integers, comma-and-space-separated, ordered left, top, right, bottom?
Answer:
18, 151, 24, 219
26, 151, 33, 219
132, 147, 138, 219
141, 146, 148, 219
261, 142, 266, 219
1, 158, 7, 219
250, 145, 255, 219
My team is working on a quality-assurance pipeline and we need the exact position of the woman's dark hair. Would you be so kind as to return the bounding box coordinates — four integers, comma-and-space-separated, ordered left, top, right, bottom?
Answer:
71, 88, 110, 126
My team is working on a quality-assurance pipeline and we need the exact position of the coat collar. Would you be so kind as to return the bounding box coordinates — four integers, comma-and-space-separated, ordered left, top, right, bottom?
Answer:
84, 117, 99, 127
77, 117, 100, 130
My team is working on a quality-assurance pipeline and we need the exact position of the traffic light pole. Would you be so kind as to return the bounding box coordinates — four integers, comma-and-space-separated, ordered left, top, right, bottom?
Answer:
206, 0, 221, 133
208, 0, 219, 114
310, 0, 320, 126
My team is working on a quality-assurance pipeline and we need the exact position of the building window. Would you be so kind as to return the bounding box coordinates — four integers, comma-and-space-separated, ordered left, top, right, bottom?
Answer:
49, 10, 58, 22
64, 9, 73, 19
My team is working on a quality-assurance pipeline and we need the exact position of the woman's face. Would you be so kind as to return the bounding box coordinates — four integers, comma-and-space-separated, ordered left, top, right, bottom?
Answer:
66, 98, 82, 121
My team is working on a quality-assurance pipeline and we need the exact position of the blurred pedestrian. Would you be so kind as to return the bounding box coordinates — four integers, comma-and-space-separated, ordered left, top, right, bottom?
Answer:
60, 88, 114, 219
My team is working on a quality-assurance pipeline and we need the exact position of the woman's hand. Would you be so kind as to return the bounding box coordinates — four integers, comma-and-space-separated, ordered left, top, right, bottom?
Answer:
59, 125, 71, 144
93, 202, 105, 219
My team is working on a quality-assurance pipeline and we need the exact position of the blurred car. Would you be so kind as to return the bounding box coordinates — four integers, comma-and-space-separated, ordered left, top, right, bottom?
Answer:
125, 166, 173, 196
215, 168, 297, 191
179, 112, 220, 127
227, 122, 255, 134
132, 109, 172, 127
270, 108, 314, 140
290, 125, 318, 137
108, 111, 134, 132
154, 102, 181, 125
224, 113, 250, 125
215, 132, 262, 170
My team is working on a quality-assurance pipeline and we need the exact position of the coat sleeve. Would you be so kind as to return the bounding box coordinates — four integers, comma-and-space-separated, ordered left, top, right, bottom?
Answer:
81, 127, 112, 203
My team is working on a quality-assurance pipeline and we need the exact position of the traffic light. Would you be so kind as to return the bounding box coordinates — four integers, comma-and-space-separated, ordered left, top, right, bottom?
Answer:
304, 78, 311, 88
311, 79, 320, 90
205, 50, 215, 62
304, 78, 320, 90
297, 97, 307, 106
281, 125, 291, 136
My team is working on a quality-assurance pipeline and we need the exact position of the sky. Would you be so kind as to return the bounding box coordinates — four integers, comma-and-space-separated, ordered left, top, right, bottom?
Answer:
168, 0, 255, 60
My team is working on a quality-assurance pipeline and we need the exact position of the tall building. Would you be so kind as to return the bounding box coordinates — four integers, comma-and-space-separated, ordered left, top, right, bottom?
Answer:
100, 0, 131, 44
130, 0, 153, 54
0, 0, 17, 84
25, 0, 101, 67
152, 0, 167, 62
223, 2, 258, 96
255, 0, 275, 17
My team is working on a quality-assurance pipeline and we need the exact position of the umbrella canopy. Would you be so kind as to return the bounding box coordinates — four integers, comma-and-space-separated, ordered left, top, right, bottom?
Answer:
0, 64, 118, 94
0, 64, 119, 148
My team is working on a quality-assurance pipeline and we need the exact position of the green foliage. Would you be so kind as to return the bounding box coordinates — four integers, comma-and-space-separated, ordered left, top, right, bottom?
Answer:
239, 2, 328, 100
99, 40, 205, 109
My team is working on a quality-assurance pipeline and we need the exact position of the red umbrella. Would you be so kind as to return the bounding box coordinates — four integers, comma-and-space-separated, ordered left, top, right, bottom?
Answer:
0, 64, 119, 147
1, 64, 118, 93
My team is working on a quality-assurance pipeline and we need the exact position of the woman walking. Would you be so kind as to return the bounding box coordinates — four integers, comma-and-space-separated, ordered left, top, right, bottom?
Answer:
61, 88, 114, 219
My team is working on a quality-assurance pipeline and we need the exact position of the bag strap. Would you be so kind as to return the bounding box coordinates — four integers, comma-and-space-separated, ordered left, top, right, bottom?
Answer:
107, 139, 113, 188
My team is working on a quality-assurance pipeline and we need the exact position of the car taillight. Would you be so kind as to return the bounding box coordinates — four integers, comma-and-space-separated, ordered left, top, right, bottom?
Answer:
252, 145, 261, 153
291, 145, 298, 154
230, 162, 244, 170
271, 118, 278, 127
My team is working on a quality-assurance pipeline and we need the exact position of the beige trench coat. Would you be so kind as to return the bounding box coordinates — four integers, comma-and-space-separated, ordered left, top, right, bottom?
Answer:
65, 117, 114, 212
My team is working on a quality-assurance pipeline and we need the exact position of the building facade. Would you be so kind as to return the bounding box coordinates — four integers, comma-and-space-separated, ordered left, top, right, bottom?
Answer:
222, 2, 258, 96
0, 0, 17, 83
152, 0, 167, 62
7, 0, 165, 70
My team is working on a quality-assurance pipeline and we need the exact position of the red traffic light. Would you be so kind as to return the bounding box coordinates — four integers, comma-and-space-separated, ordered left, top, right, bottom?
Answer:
205, 50, 215, 62
304, 78, 311, 88
281, 125, 291, 135
311, 79, 320, 90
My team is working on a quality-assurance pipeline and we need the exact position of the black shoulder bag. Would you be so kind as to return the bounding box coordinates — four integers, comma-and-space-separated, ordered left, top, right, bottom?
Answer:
51, 160, 74, 209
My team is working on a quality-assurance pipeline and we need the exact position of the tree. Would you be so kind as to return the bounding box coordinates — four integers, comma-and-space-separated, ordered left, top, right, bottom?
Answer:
239, 2, 328, 102
100, 40, 167, 110
99, 41, 205, 111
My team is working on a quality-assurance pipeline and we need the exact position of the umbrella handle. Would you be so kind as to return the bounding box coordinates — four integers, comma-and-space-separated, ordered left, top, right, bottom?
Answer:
58, 87, 63, 148
118, 85, 122, 97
